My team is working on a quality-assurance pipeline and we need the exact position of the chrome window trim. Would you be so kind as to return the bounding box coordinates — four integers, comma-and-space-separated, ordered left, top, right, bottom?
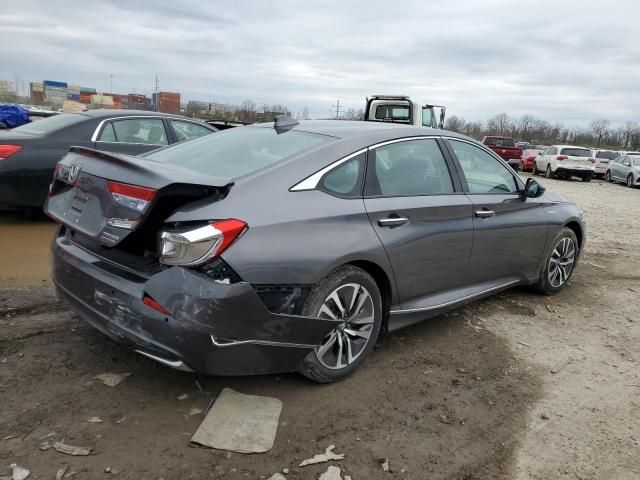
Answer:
290, 135, 441, 192
390, 279, 520, 314
290, 147, 367, 191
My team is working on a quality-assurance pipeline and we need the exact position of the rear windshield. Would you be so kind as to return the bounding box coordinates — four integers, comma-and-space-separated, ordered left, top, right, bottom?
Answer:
145, 126, 333, 178
561, 148, 591, 157
484, 137, 515, 147
595, 151, 618, 160
375, 105, 410, 121
11, 113, 86, 135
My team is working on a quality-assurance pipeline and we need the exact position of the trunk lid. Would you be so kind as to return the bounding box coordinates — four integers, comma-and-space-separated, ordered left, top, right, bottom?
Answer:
45, 147, 233, 248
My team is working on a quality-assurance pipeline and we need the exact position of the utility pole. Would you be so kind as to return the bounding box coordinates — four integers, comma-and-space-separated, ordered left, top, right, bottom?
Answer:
154, 74, 159, 111
332, 99, 343, 119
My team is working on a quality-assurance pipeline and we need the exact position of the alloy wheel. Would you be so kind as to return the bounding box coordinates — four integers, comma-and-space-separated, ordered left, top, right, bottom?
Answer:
314, 283, 375, 370
546, 165, 552, 178
548, 237, 577, 288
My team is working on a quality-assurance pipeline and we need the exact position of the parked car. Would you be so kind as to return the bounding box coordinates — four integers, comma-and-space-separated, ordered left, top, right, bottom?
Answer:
533, 145, 596, 181
46, 119, 585, 383
0, 110, 217, 210
590, 149, 619, 177
516, 141, 531, 150
520, 149, 542, 172
481, 136, 522, 170
605, 155, 640, 187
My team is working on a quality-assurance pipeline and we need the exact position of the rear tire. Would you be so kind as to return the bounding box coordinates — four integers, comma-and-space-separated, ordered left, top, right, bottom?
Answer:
297, 266, 383, 383
604, 170, 611, 182
545, 165, 554, 179
534, 227, 579, 295
532, 162, 538, 175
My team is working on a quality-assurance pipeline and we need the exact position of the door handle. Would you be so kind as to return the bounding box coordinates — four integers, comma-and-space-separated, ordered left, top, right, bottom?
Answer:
474, 209, 495, 218
378, 217, 409, 227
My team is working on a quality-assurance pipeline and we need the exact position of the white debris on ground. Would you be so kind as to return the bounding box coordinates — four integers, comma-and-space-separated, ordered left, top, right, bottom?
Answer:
9, 464, 30, 480
319, 465, 344, 480
190, 388, 282, 453
177, 394, 189, 401
267, 474, 286, 480
92, 373, 130, 387
52, 441, 91, 456
378, 457, 389, 471
87, 417, 103, 423
299, 445, 345, 467
188, 407, 203, 416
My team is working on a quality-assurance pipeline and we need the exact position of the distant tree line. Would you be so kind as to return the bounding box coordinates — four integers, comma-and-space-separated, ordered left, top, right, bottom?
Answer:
445, 113, 640, 150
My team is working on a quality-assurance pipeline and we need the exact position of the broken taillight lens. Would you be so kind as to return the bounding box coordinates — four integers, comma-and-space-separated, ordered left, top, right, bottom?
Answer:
107, 181, 157, 212
159, 219, 247, 267
0, 145, 22, 160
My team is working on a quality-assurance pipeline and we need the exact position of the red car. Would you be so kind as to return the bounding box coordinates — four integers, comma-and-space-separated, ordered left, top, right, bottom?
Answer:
520, 149, 542, 172
481, 136, 523, 170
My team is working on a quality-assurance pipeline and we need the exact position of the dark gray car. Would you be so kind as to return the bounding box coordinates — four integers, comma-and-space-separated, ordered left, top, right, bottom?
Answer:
0, 110, 217, 210
45, 119, 585, 383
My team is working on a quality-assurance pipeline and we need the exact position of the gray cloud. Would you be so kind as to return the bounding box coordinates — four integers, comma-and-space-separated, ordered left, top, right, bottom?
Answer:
1, 0, 638, 125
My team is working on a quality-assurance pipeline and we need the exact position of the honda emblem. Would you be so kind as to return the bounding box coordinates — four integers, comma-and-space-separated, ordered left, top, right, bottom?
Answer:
68, 164, 81, 183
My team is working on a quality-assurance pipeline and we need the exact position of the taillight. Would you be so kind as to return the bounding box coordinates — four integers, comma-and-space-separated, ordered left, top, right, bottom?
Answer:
107, 181, 157, 212
527, 156, 536, 161
0, 145, 22, 160
556, 155, 568, 161
159, 219, 247, 266
588, 158, 596, 164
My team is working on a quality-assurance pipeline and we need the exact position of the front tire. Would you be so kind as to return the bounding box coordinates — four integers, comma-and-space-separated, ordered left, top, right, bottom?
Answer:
534, 227, 579, 295
582, 175, 592, 183
297, 266, 383, 383
604, 170, 611, 182
627, 174, 634, 188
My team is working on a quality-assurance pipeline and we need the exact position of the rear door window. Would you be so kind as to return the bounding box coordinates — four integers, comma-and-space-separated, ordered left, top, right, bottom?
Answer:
169, 120, 213, 142
367, 139, 455, 196
107, 118, 168, 145
449, 140, 519, 194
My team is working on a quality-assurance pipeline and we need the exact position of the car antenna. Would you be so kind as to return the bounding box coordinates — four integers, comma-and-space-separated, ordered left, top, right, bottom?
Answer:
274, 115, 299, 134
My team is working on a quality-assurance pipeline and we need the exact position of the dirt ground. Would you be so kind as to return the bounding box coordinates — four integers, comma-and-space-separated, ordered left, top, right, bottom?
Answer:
1, 175, 639, 480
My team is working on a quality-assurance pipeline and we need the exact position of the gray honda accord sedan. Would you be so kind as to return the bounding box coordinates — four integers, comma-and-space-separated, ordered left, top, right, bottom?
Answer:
45, 118, 585, 383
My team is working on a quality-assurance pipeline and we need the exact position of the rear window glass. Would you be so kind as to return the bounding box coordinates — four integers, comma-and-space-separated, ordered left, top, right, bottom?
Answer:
483, 137, 515, 147
595, 151, 618, 160
561, 148, 591, 157
375, 105, 410, 121
145, 126, 333, 178
11, 113, 86, 135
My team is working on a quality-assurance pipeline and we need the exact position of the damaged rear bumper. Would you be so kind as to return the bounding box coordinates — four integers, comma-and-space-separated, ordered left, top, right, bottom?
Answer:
52, 233, 338, 375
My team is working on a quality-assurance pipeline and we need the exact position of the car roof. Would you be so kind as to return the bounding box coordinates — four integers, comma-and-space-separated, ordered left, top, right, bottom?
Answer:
80, 109, 187, 119
252, 119, 469, 143
552, 145, 592, 149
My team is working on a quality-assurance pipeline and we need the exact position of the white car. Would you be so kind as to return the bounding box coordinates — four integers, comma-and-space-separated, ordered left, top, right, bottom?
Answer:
605, 155, 640, 188
533, 145, 596, 182
591, 149, 619, 176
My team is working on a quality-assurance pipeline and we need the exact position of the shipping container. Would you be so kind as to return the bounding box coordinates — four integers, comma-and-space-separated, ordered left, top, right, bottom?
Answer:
67, 93, 81, 100
30, 82, 44, 93
80, 86, 97, 94
91, 94, 114, 106
30, 91, 44, 103
43, 80, 67, 88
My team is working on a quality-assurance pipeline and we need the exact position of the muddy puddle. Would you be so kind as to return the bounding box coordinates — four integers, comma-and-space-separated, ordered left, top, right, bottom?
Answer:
0, 212, 58, 286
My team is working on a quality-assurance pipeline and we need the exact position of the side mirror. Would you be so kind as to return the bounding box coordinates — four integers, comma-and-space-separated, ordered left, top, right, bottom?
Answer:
524, 177, 546, 198
624, 162, 631, 167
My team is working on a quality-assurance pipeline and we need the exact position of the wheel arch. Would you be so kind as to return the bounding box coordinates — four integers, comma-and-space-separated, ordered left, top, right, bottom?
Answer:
347, 260, 393, 332
564, 221, 583, 252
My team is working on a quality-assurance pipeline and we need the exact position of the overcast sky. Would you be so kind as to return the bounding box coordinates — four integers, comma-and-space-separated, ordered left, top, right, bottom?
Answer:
1, 0, 638, 124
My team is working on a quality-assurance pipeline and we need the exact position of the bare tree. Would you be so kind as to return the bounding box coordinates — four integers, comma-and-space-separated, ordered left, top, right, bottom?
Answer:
590, 119, 610, 148
487, 113, 512, 136
444, 115, 466, 133
301, 106, 310, 120
620, 121, 638, 149
518, 114, 536, 142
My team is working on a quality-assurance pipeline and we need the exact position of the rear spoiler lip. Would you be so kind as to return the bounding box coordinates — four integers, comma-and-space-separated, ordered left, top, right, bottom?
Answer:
63, 146, 234, 189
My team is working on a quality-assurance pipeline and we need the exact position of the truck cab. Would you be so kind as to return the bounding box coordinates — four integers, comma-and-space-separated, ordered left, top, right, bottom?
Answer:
364, 95, 445, 129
